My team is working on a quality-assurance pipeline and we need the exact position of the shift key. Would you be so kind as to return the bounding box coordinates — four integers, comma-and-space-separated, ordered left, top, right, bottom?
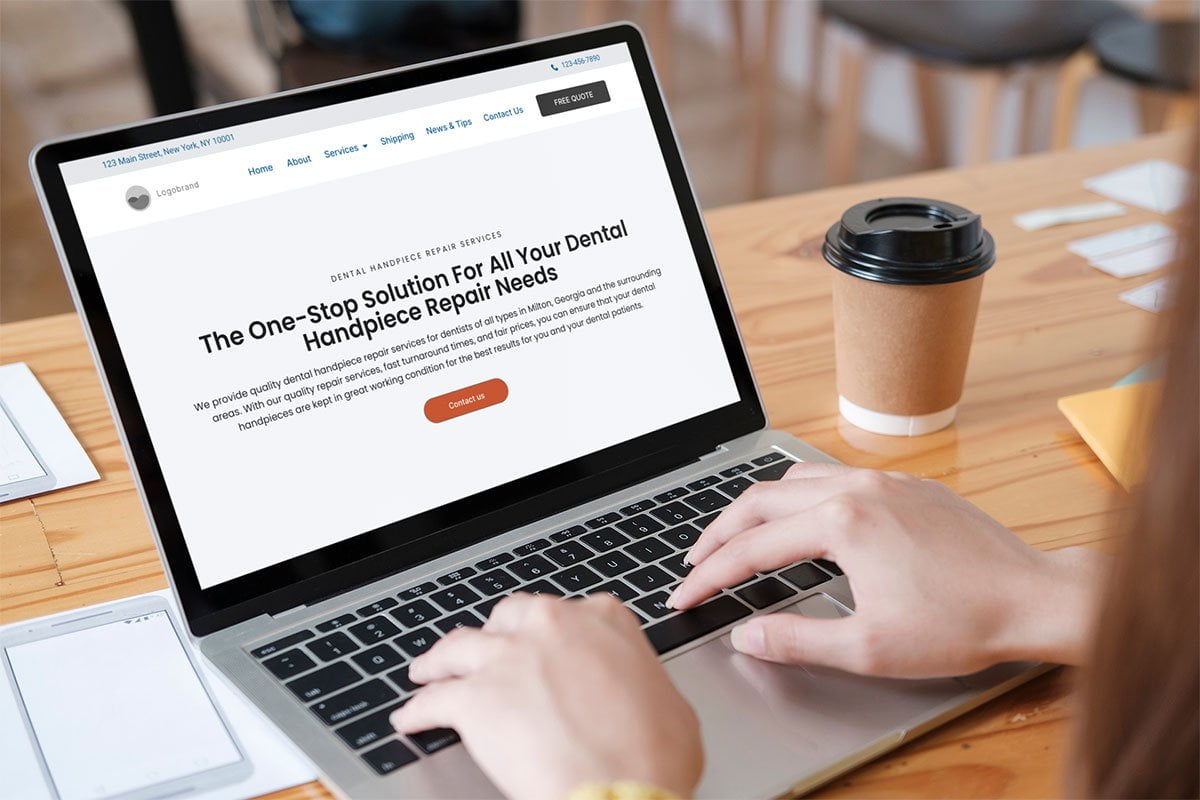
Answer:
311, 679, 398, 726
644, 596, 751, 655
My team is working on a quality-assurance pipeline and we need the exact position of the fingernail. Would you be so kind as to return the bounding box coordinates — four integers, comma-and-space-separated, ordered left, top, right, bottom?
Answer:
665, 587, 683, 609
389, 709, 406, 731
730, 622, 763, 655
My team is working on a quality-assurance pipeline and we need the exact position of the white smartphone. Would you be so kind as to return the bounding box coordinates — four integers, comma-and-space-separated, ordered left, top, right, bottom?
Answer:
0, 395, 56, 501
1, 595, 252, 800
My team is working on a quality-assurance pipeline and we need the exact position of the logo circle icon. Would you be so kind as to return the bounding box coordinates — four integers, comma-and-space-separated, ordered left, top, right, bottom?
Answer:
125, 186, 150, 211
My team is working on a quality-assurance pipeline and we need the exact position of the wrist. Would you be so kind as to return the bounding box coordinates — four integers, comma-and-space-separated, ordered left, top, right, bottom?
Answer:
989, 546, 1109, 666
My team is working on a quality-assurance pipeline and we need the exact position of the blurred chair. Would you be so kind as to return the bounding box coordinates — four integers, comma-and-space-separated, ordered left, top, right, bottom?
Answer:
247, 0, 519, 90
122, 0, 199, 115
732, 0, 782, 199
581, 0, 674, 89
580, 0, 781, 199
1051, 17, 1198, 148
817, 0, 1131, 185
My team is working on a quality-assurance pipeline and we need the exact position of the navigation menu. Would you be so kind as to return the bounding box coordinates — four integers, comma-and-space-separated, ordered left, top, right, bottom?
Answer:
65, 61, 640, 239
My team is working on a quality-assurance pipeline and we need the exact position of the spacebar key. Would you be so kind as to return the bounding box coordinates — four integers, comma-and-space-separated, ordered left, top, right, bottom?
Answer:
645, 596, 751, 655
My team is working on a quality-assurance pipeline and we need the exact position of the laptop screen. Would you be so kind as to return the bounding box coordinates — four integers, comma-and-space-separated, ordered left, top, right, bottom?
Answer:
56, 40, 741, 590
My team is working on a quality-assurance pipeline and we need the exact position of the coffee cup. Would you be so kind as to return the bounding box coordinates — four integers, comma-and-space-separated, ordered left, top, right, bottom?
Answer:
822, 197, 996, 436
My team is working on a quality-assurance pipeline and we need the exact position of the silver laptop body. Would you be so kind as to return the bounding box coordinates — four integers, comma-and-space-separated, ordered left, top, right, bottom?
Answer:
31, 24, 1044, 799
204, 426, 1045, 799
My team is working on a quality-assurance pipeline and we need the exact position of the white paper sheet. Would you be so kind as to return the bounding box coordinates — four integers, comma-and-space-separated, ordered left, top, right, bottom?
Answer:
1067, 222, 1179, 278
1083, 159, 1190, 214
0, 363, 99, 502
1013, 201, 1125, 231
1090, 239, 1178, 278
1066, 222, 1176, 260
1119, 277, 1176, 313
0, 590, 317, 800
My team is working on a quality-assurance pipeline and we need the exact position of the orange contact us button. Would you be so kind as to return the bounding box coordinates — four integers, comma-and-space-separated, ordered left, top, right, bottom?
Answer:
424, 378, 509, 423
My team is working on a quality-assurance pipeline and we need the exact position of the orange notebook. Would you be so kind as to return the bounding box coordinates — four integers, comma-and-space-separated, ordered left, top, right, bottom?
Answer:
1057, 380, 1160, 490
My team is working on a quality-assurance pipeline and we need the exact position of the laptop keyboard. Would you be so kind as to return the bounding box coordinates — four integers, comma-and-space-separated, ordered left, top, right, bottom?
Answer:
247, 451, 843, 775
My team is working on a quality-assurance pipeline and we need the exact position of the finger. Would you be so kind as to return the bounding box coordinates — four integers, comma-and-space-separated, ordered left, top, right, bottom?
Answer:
578, 591, 647, 636
483, 592, 541, 633
729, 612, 866, 672
685, 476, 846, 567
408, 627, 504, 684
669, 513, 833, 609
780, 461, 857, 481
390, 680, 472, 734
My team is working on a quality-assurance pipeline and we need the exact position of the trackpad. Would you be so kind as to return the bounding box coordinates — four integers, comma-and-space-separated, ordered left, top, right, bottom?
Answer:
668, 595, 970, 798
787, 592, 853, 619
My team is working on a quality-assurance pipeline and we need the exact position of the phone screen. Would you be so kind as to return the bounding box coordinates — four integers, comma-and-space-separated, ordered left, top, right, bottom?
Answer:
0, 403, 46, 487
6, 610, 242, 800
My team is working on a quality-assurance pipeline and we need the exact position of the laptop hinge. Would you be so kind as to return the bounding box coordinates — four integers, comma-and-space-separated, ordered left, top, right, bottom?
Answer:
698, 445, 729, 460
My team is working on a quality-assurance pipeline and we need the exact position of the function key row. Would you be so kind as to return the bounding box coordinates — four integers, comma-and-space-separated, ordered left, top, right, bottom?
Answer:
686, 475, 722, 491
748, 461, 794, 482
437, 567, 476, 585
399, 581, 438, 600
475, 552, 514, 570
356, 597, 397, 617
315, 613, 355, 632
653, 487, 689, 503
549, 525, 587, 542
513, 538, 551, 555
619, 499, 656, 515
251, 629, 314, 659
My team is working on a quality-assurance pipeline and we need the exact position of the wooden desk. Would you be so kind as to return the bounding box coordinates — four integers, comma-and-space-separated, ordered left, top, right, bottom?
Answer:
1, 130, 1187, 798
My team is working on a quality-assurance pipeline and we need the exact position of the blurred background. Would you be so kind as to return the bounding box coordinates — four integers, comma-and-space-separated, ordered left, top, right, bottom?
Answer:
2, 0, 1196, 323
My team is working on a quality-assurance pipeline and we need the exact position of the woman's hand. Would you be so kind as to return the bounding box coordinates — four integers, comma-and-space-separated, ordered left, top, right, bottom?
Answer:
668, 462, 1107, 678
391, 593, 703, 800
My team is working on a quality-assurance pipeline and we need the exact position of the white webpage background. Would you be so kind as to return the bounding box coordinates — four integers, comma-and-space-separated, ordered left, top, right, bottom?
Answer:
82, 109, 739, 589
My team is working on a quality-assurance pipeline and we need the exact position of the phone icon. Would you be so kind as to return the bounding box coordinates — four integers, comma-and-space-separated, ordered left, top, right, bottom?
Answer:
550, 63, 559, 72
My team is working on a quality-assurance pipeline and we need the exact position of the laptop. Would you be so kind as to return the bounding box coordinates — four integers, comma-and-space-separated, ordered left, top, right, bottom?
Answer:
31, 24, 1045, 799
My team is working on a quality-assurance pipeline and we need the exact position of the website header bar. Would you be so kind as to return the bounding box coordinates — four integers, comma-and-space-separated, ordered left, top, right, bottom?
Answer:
65, 58, 641, 239
59, 44, 630, 185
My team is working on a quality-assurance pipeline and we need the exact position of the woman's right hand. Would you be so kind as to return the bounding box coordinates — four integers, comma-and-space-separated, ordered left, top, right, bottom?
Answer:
668, 462, 1108, 678
391, 593, 703, 800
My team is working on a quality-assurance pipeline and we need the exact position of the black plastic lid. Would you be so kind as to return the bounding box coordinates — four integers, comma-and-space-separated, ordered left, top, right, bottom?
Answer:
822, 197, 996, 285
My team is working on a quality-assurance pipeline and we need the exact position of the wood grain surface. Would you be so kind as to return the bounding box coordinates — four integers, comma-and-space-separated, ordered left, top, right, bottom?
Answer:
0, 130, 1188, 798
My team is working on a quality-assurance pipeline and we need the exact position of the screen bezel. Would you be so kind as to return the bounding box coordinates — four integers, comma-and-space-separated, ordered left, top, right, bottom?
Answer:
32, 24, 766, 637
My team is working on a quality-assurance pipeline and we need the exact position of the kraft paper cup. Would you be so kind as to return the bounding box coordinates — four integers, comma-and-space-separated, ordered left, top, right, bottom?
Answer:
823, 198, 996, 437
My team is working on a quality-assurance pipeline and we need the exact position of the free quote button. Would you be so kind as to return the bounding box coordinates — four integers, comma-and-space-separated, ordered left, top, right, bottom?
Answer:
535, 81, 611, 117
424, 378, 509, 423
